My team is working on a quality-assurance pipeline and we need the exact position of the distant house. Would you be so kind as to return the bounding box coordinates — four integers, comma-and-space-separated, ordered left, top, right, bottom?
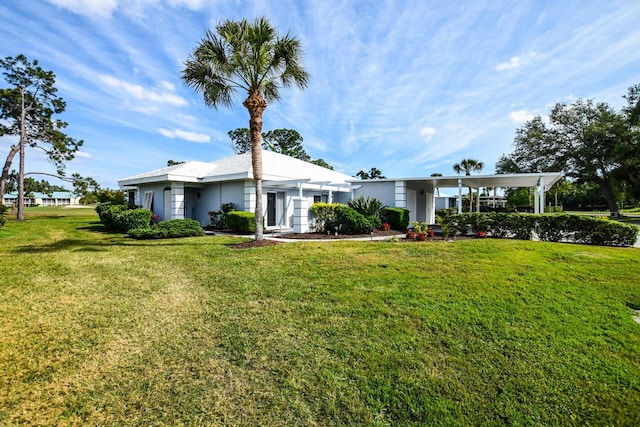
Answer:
2, 191, 80, 207
119, 151, 562, 232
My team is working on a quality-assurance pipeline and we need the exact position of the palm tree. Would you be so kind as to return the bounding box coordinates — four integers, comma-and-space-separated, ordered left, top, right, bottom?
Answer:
182, 17, 309, 240
453, 159, 484, 212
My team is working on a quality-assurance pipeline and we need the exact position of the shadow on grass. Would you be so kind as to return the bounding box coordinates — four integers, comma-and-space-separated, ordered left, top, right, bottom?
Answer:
13, 238, 118, 253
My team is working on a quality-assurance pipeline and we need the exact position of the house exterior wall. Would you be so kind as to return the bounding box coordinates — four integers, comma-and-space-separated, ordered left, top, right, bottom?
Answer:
353, 181, 396, 206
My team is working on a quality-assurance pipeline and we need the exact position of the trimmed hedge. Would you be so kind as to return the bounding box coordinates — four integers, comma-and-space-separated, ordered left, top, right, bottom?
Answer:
310, 202, 341, 232
116, 209, 152, 232
328, 205, 372, 235
384, 207, 410, 231
440, 212, 638, 247
226, 211, 256, 233
128, 219, 204, 239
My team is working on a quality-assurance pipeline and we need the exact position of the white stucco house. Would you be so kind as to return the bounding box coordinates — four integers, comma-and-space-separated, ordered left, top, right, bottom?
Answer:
118, 151, 563, 233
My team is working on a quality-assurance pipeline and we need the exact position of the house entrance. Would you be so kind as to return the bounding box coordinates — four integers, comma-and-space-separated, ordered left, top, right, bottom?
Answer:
266, 191, 286, 227
267, 192, 277, 226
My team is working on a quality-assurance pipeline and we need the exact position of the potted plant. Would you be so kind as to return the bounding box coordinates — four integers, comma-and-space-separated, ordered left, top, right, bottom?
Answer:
413, 221, 428, 241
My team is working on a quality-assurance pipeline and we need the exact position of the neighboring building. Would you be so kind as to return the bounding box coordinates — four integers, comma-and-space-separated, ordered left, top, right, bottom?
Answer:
2, 191, 80, 207
118, 151, 563, 232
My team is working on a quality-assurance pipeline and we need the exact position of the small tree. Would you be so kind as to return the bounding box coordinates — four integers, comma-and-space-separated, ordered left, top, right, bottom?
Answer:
0, 55, 82, 220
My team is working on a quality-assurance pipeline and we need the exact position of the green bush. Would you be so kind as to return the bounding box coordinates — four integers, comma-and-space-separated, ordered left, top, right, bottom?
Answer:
128, 219, 204, 239
96, 203, 125, 231
226, 211, 256, 233
329, 205, 372, 235
441, 212, 638, 246
348, 196, 387, 217
310, 202, 341, 232
384, 207, 410, 231
116, 209, 152, 232
367, 215, 382, 230
207, 202, 236, 230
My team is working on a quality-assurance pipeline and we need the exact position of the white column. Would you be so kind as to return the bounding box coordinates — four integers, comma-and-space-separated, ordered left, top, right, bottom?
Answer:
171, 182, 185, 219
328, 190, 333, 204
293, 197, 309, 233
476, 188, 480, 212
539, 176, 545, 213
534, 185, 540, 214
457, 179, 463, 214
394, 181, 407, 208
244, 181, 255, 212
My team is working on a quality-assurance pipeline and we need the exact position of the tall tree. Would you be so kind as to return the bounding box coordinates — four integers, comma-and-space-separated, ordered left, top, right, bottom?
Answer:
228, 128, 252, 154
356, 167, 386, 180
309, 158, 334, 170
228, 127, 331, 166
0, 55, 82, 220
183, 18, 309, 240
453, 158, 484, 211
499, 98, 631, 215
262, 128, 310, 161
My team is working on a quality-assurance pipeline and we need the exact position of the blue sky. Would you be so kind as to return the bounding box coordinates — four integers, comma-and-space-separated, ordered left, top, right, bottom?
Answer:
1, 0, 639, 189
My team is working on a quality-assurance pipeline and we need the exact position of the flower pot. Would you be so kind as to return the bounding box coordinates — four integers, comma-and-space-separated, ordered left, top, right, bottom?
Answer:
416, 233, 427, 241
427, 228, 435, 238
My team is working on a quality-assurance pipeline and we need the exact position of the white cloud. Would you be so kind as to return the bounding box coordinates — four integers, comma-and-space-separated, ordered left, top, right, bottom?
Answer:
74, 150, 92, 158
158, 128, 210, 143
494, 51, 542, 72
46, 0, 118, 17
419, 127, 436, 140
508, 110, 535, 124
99, 75, 188, 106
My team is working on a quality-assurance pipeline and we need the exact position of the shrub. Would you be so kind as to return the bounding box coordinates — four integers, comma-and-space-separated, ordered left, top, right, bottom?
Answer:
367, 215, 382, 230
310, 202, 341, 232
0, 204, 7, 228
208, 202, 236, 230
348, 196, 387, 218
96, 202, 125, 231
116, 209, 152, 232
329, 205, 372, 235
384, 207, 410, 231
441, 212, 638, 246
128, 219, 204, 239
226, 211, 256, 233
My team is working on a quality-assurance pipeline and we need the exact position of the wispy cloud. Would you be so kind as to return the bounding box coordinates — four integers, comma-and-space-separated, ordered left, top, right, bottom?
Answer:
47, 0, 118, 17
158, 128, 210, 143
494, 51, 542, 71
99, 75, 188, 107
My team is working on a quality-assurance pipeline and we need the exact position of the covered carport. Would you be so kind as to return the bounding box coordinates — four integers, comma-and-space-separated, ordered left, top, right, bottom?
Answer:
355, 172, 563, 226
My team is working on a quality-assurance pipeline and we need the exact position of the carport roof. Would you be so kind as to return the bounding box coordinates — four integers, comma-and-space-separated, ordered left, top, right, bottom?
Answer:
349, 172, 563, 191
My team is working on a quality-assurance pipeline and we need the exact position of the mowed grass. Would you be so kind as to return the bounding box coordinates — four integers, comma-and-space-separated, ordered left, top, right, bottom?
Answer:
1, 207, 639, 426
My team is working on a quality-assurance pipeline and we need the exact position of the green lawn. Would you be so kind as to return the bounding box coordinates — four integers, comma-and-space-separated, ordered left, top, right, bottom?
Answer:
1, 207, 639, 425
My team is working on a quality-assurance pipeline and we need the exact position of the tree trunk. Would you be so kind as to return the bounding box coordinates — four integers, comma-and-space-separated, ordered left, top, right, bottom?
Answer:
0, 144, 19, 202
593, 175, 619, 217
243, 92, 267, 240
17, 87, 26, 221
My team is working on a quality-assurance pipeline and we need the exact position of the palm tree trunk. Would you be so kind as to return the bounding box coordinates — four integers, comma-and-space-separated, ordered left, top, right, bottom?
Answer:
243, 92, 268, 240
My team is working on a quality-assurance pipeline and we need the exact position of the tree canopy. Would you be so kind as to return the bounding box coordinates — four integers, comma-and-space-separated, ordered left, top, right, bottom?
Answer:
0, 54, 82, 220
183, 17, 309, 240
356, 167, 386, 180
228, 127, 334, 168
497, 85, 640, 215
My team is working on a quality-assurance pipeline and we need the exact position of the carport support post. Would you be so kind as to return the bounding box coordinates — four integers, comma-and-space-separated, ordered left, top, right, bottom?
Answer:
539, 176, 545, 213
457, 179, 463, 214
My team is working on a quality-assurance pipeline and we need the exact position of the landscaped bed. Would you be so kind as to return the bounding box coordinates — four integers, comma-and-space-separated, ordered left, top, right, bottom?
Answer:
1, 207, 639, 425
